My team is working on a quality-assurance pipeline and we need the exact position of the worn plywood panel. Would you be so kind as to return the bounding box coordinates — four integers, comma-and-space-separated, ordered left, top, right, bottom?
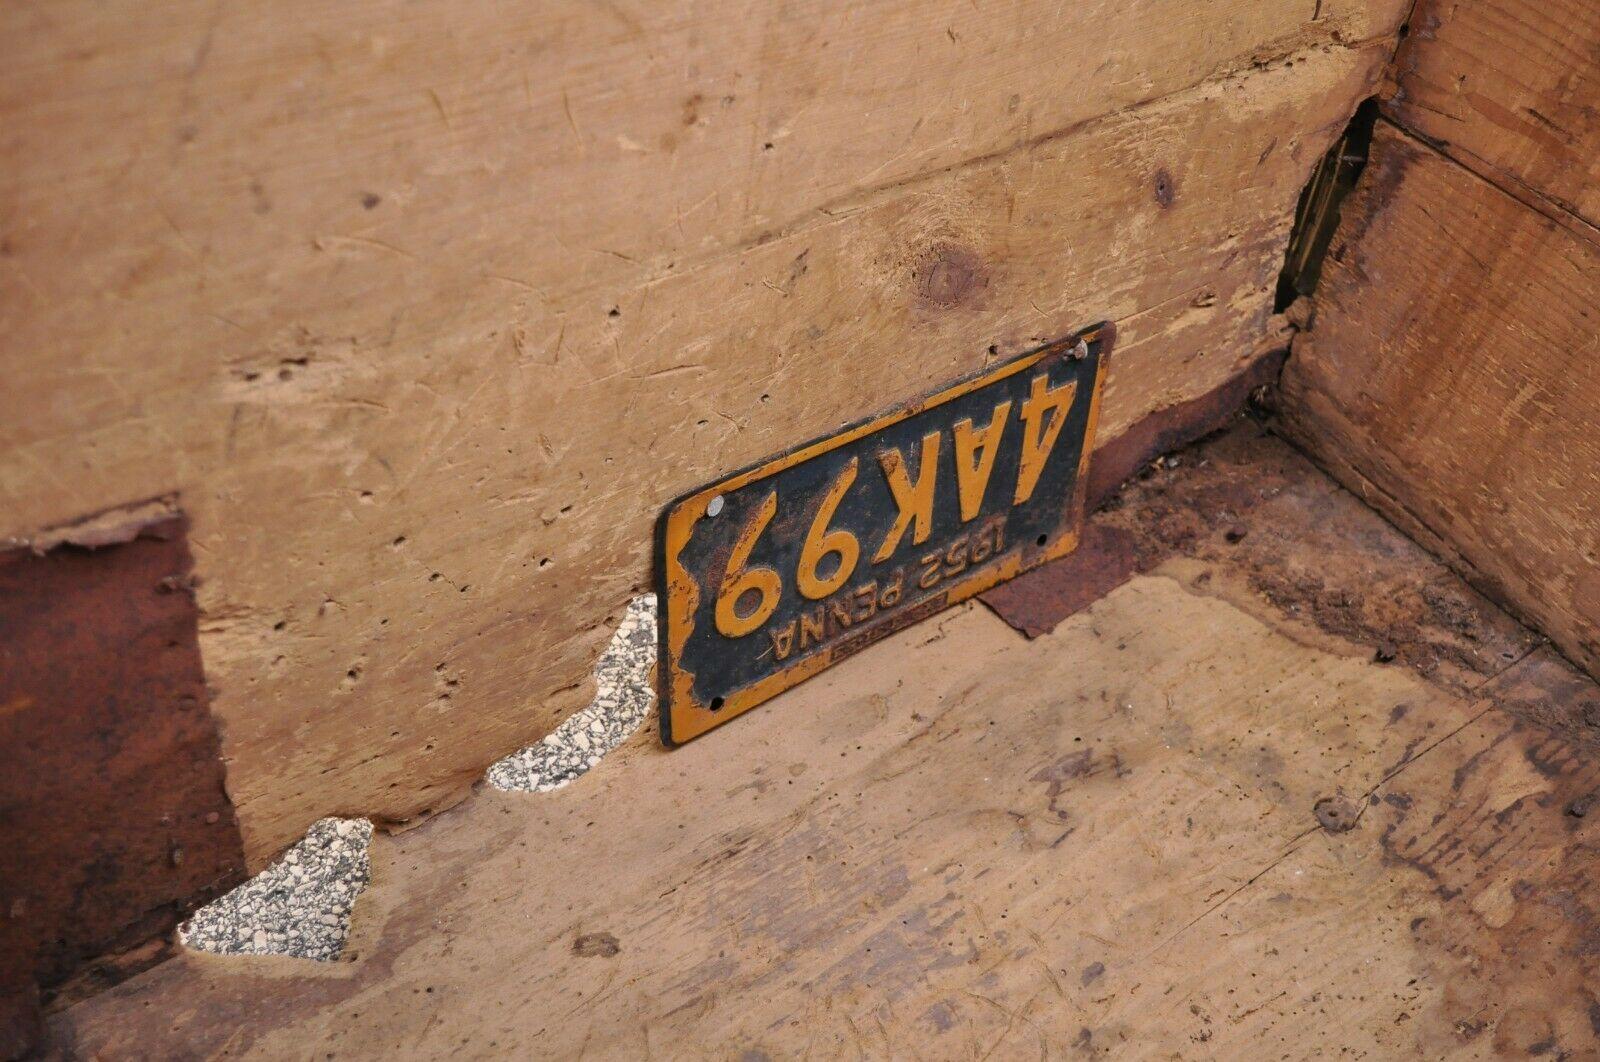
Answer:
1388, 0, 1600, 229
46, 428, 1586, 1055
51, 568, 1600, 1056
2, 0, 1406, 861
1281, 125, 1600, 678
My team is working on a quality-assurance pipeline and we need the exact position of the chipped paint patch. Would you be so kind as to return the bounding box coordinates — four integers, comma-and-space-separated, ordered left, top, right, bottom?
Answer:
178, 818, 372, 962
487, 595, 656, 792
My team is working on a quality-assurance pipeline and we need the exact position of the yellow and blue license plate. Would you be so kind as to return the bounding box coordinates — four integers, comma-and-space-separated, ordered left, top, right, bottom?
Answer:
656, 323, 1113, 745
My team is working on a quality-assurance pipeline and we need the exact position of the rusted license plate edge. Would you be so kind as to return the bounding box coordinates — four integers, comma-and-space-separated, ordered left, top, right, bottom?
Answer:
655, 322, 1115, 746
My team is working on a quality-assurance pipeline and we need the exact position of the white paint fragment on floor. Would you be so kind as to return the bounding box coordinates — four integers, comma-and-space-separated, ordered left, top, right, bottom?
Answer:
180, 597, 653, 960
487, 594, 656, 793
178, 817, 372, 962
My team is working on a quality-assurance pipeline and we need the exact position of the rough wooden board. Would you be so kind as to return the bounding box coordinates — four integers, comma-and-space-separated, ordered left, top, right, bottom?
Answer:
0, 0, 1407, 536
991, 423, 1539, 694
1280, 124, 1600, 681
0, 0, 1403, 328
51, 561, 1600, 1057
4, 24, 1395, 863
1388, 0, 1600, 231
1400, 648, 1600, 1056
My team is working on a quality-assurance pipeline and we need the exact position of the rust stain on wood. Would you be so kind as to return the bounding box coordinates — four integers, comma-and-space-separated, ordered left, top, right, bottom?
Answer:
1372, 650, 1600, 1055
992, 421, 1539, 698
980, 522, 1138, 637
980, 351, 1287, 636
0, 507, 246, 1047
1086, 349, 1286, 510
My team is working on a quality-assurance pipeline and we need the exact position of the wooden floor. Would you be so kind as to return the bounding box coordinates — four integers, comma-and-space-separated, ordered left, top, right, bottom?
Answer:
52, 427, 1600, 1058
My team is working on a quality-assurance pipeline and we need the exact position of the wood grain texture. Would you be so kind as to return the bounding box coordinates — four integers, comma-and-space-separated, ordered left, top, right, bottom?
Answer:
1388, 0, 1600, 230
0, 0, 1404, 862
991, 421, 1539, 692
53, 582, 1480, 1056
51, 495, 1600, 1057
1281, 124, 1600, 678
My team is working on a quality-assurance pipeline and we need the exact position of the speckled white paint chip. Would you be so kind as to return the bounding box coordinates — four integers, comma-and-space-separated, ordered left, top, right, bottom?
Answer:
179, 597, 654, 964
179, 817, 372, 962
486, 594, 656, 792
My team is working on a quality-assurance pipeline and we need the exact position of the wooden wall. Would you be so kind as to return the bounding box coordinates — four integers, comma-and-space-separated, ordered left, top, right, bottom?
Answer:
1280, 0, 1600, 679
1, 0, 1405, 866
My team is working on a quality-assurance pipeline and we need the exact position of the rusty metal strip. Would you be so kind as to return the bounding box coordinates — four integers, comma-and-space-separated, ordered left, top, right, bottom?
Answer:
979, 522, 1139, 638
981, 349, 1287, 639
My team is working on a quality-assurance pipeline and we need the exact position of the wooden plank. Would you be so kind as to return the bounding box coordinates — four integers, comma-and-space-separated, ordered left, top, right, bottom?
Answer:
1280, 124, 1600, 679
1388, 0, 1600, 229
0, 0, 1403, 329
9, 41, 1388, 863
1366, 646, 1600, 1057
987, 415, 1538, 692
49, 427, 1595, 1057
51, 580, 1600, 1056
44, 580, 1454, 1055
0, 0, 1401, 857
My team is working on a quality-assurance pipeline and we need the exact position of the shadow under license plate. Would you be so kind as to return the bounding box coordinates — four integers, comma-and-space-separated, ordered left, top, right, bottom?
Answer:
655, 323, 1113, 745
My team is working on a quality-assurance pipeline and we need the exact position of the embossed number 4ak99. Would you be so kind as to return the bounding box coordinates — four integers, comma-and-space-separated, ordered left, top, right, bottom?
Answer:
656, 324, 1113, 745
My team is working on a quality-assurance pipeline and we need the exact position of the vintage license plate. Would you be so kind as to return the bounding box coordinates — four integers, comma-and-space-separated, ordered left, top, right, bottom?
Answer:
655, 323, 1113, 745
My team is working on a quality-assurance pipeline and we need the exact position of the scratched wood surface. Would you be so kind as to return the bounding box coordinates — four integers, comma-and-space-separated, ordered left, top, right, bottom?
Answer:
1281, 0, 1600, 686
52, 431, 1600, 1058
0, 0, 1406, 863
1281, 126, 1600, 681
1388, 0, 1600, 230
